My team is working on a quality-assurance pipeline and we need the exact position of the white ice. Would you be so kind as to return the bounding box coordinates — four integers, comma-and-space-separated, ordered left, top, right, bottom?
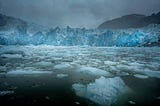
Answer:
116, 64, 160, 78
54, 63, 73, 70
54, 63, 111, 77
0, 54, 23, 58
0, 46, 159, 79
72, 76, 126, 106
0, 90, 14, 96
35, 61, 53, 67
76, 65, 111, 77
129, 101, 136, 104
104, 61, 118, 66
7, 69, 52, 75
133, 74, 149, 79
56, 74, 68, 78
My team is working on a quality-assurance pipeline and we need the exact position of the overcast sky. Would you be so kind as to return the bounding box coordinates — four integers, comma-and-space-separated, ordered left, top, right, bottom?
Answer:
0, 0, 160, 28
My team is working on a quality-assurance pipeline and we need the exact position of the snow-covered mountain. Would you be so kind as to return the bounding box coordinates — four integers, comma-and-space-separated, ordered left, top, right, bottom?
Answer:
0, 14, 160, 47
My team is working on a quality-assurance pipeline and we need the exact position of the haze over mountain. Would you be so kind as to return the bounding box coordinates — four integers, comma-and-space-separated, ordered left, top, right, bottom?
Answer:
0, 13, 47, 35
0, 0, 160, 28
98, 12, 160, 29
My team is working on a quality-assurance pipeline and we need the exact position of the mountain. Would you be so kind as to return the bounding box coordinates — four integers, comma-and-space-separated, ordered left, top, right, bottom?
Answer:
0, 14, 47, 35
98, 12, 160, 29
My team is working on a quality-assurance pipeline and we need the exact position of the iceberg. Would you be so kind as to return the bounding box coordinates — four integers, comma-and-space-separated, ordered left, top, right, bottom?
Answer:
72, 76, 126, 106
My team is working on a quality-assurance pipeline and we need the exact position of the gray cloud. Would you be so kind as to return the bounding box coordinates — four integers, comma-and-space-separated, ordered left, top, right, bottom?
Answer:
0, 0, 160, 28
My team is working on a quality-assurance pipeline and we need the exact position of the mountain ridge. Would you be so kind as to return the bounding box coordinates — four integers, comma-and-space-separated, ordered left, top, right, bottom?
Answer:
0, 13, 47, 34
98, 12, 160, 29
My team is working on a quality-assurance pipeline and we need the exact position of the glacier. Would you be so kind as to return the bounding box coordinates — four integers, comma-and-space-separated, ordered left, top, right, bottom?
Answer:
0, 24, 159, 47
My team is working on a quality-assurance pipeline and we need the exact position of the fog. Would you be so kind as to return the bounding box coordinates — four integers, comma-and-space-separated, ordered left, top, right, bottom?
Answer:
0, 0, 160, 28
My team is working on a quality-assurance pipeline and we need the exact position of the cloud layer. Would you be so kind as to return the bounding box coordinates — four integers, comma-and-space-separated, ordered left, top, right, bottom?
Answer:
0, 0, 160, 28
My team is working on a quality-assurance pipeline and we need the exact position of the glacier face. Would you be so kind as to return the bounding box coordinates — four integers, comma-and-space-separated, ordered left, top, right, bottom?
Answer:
0, 24, 160, 47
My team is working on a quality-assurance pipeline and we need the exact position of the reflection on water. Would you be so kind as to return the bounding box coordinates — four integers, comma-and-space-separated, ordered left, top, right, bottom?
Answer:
0, 46, 160, 106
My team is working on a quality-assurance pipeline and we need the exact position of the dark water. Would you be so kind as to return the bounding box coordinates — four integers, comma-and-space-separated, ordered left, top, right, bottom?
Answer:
119, 76, 160, 106
0, 74, 160, 106
0, 74, 95, 106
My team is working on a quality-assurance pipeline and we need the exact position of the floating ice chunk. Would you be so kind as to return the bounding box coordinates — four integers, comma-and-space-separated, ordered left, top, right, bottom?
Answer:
54, 63, 72, 70
143, 70, 160, 78
72, 84, 86, 97
119, 72, 130, 76
0, 66, 6, 72
156, 96, 160, 100
0, 90, 14, 96
54, 63, 111, 77
56, 74, 68, 78
53, 57, 62, 61
104, 61, 117, 65
77, 66, 111, 77
116, 64, 160, 78
129, 101, 136, 104
7, 69, 52, 75
133, 74, 149, 79
129, 62, 144, 67
23, 67, 37, 70
75, 102, 80, 105
0, 54, 22, 58
45, 96, 50, 100
72, 76, 126, 106
35, 61, 53, 67
133, 68, 160, 78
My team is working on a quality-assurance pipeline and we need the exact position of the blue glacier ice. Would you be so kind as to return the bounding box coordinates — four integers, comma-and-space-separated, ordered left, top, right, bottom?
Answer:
0, 24, 160, 47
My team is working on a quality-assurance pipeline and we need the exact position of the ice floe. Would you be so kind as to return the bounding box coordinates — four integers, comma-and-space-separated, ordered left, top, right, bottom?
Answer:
7, 69, 52, 75
75, 102, 80, 105
0, 66, 6, 72
56, 74, 68, 78
35, 61, 53, 67
72, 76, 126, 106
54, 63, 73, 70
104, 61, 117, 65
54, 63, 112, 77
76, 66, 111, 77
129, 101, 136, 104
116, 64, 160, 78
133, 68, 160, 78
0, 90, 14, 96
133, 74, 149, 79
0, 54, 23, 58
